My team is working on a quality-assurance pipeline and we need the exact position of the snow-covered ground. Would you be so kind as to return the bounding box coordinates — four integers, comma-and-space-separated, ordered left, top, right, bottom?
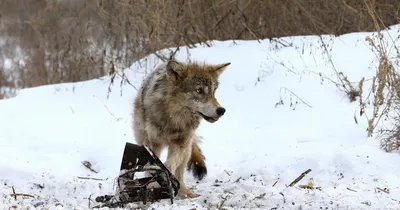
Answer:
1, 25, 400, 210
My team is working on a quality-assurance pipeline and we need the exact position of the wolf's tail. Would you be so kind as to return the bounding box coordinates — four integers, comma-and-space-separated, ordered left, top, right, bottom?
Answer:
187, 135, 207, 180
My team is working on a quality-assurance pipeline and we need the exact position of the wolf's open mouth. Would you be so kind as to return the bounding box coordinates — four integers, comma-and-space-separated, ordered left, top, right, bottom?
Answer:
197, 112, 219, 123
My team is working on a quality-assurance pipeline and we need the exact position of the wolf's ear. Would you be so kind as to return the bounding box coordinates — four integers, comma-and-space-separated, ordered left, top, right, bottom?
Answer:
166, 60, 185, 81
210, 62, 231, 77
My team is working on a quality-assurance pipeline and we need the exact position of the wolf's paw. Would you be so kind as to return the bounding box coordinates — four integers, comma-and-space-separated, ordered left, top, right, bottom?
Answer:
178, 188, 200, 199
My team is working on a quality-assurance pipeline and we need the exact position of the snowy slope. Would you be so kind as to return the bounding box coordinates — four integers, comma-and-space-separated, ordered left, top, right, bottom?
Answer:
1, 25, 400, 210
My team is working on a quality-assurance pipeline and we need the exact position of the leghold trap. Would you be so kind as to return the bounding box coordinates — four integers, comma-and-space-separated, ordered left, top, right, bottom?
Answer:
94, 142, 180, 208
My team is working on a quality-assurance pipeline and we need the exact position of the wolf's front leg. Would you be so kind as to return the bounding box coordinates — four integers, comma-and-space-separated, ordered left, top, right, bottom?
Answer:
165, 143, 199, 199
175, 155, 200, 198
143, 142, 163, 180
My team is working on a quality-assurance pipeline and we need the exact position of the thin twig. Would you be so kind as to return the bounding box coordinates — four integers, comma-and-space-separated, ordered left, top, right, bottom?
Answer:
217, 195, 229, 210
234, 176, 242, 183
267, 55, 299, 75
106, 60, 138, 99
76, 176, 109, 181
279, 192, 286, 204
299, 185, 322, 191
254, 193, 266, 200
280, 87, 313, 108
223, 170, 232, 176
272, 179, 278, 187
153, 52, 168, 62
93, 95, 120, 121
288, 169, 312, 187
82, 160, 98, 174
11, 186, 16, 200
376, 187, 390, 194
347, 187, 358, 192
10, 193, 35, 198
88, 194, 94, 209
318, 35, 350, 92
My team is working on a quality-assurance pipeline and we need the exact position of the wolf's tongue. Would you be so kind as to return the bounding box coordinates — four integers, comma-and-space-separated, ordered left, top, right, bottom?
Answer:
212, 116, 219, 121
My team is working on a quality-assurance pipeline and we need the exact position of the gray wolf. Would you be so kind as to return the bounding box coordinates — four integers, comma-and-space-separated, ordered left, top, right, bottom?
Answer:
132, 59, 230, 198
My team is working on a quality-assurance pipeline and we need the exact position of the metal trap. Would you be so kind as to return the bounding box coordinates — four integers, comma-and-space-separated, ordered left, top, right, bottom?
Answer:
94, 142, 180, 208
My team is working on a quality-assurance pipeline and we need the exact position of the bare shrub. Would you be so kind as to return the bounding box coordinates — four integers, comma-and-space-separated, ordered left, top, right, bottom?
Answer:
0, 0, 399, 94
378, 89, 400, 152
342, 0, 400, 151
0, 65, 17, 99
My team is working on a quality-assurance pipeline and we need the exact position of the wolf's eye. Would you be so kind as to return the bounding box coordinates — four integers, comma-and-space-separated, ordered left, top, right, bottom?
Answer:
196, 88, 203, 94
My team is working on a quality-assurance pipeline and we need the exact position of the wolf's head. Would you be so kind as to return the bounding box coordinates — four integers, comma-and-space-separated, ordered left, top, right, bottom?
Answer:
166, 60, 231, 123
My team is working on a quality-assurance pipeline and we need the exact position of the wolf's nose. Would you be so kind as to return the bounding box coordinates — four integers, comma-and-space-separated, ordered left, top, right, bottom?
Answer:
216, 107, 226, 116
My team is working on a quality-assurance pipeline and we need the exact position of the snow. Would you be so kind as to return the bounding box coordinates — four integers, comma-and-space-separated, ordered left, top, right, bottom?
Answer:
3, 59, 12, 70
1, 25, 400, 210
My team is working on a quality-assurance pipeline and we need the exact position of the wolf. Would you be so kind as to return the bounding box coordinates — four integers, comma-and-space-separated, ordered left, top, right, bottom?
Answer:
132, 59, 230, 198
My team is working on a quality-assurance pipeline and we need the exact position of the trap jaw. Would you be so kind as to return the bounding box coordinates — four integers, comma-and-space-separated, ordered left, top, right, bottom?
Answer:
95, 142, 180, 207
117, 142, 180, 204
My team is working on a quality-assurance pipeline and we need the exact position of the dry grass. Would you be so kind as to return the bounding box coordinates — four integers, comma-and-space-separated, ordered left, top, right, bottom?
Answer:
379, 108, 400, 152
298, 1, 400, 152
364, 0, 400, 152
330, 0, 400, 152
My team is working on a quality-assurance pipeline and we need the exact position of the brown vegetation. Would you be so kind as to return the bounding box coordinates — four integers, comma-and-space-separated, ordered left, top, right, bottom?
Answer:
0, 0, 399, 92
327, 0, 400, 152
